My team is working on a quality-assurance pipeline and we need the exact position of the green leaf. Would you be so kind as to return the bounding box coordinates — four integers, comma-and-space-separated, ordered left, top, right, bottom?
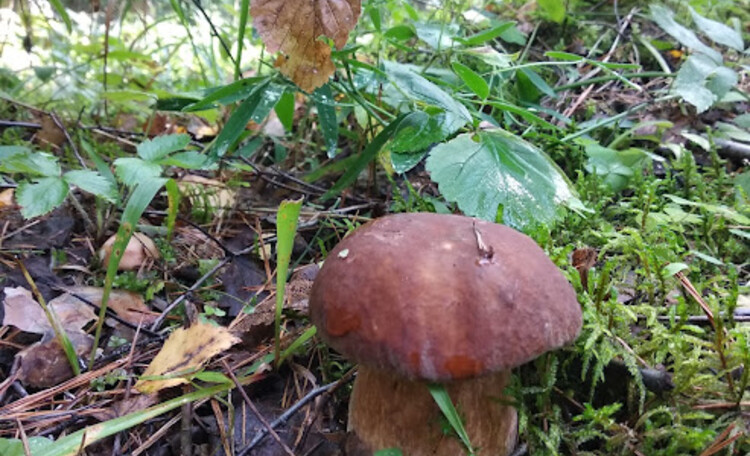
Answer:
314, 84, 339, 157
49, 0, 72, 33
157, 151, 211, 169
137, 133, 191, 161
192, 371, 233, 384
427, 384, 474, 454
452, 62, 489, 99
274, 198, 303, 367
391, 150, 429, 174
16, 177, 69, 218
382, 61, 471, 136
251, 83, 285, 123
463, 46, 515, 68
210, 80, 270, 160
0, 149, 61, 177
63, 170, 117, 203
584, 143, 649, 192
459, 22, 515, 46
663, 262, 689, 277
414, 22, 459, 49
384, 24, 416, 41
673, 54, 737, 113
390, 111, 450, 154
0, 436, 55, 456
113, 157, 163, 187
274, 90, 295, 132
183, 76, 269, 111
688, 7, 744, 51
650, 5, 722, 63
322, 115, 407, 200
538, 0, 566, 23
374, 449, 404, 456
91, 178, 167, 365
426, 129, 580, 229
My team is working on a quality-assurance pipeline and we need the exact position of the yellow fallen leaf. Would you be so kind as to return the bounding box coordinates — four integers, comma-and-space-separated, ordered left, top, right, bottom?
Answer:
251, 0, 361, 92
135, 321, 239, 393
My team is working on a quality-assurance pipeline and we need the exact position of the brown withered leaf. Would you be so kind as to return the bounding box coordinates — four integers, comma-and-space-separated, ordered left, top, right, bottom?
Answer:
135, 321, 239, 394
17, 331, 93, 388
251, 0, 361, 92
66, 286, 159, 326
2, 286, 96, 334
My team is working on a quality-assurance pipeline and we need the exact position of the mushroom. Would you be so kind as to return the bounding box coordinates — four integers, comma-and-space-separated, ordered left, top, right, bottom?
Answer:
100, 232, 160, 271
309, 213, 582, 455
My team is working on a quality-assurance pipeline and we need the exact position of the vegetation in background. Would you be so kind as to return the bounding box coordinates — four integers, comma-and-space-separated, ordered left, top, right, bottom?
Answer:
0, 0, 748, 455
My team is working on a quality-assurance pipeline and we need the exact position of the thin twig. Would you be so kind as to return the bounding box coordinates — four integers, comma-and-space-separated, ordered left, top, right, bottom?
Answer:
221, 360, 295, 456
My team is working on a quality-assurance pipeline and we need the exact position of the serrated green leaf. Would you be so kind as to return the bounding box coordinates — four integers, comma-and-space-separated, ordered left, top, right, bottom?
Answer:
426, 129, 580, 229
63, 170, 117, 202
688, 6, 744, 51
650, 5, 722, 63
113, 157, 163, 187
137, 134, 191, 161
382, 61, 471, 136
452, 61, 489, 99
16, 177, 69, 218
0, 149, 61, 177
314, 84, 339, 157
157, 151, 211, 169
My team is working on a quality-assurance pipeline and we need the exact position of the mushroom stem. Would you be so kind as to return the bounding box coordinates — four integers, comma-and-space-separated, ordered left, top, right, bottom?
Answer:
349, 366, 517, 456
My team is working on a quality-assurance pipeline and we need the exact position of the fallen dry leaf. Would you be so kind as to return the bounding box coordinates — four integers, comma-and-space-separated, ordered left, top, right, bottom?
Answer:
99, 232, 160, 271
65, 286, 159, 326
2, 286, 96, 334
251, 0, 361, 92
0, 188, 14, 208
17, 331, 93, 388
135, 321, 240, 393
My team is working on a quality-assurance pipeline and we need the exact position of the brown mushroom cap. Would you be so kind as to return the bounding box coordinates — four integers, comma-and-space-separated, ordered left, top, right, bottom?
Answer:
309, 212, 582, 382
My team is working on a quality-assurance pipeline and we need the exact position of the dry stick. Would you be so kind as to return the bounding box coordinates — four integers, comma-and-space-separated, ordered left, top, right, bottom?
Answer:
0, 358, 128, 415
562, 7, 639, 119
221, 360, 296, 456
240, 370, 354, 455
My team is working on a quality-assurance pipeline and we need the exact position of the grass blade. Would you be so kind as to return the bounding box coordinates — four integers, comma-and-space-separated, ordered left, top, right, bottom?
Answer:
273, 198, 303, 367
